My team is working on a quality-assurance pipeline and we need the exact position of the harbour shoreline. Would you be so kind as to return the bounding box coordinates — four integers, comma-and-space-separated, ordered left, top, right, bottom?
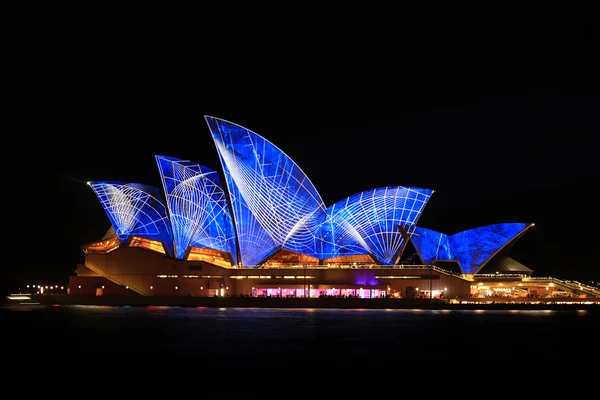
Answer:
3, 294, 599, 310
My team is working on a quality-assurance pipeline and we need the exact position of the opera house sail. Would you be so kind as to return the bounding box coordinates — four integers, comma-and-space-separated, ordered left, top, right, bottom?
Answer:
411, 223, 533, 274
205, 116, 328, 266
88, 181, 174, 257
155, 155, 238, 265
321, 186, 433, 265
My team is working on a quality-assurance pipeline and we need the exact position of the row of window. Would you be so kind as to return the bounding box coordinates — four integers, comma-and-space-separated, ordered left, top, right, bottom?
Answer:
155, 275, 317, 279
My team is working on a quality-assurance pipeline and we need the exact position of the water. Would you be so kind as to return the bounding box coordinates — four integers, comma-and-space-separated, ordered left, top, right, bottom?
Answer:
3, 305, 597, 389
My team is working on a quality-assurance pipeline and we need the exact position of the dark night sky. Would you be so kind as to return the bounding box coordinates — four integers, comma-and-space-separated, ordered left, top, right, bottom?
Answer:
3, 4, 599, 293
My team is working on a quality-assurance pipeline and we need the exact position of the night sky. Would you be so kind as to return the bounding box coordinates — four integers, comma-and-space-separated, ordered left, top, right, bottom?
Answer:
4, 5, 599, 293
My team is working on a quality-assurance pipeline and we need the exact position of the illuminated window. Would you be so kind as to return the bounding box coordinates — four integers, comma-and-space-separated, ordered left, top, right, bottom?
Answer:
187, 247, 234, 268
322, 255, 374, 265
81, 237, 120, 254
129, 237, 167, 254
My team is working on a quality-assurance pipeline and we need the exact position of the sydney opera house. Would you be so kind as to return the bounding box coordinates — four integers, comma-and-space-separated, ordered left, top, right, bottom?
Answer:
68, 117, 599, 301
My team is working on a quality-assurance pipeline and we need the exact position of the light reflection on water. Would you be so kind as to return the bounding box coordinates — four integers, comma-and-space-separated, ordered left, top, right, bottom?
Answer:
39, 305, 596, 319
2, 305, 598, 388
2, 306, 597, 365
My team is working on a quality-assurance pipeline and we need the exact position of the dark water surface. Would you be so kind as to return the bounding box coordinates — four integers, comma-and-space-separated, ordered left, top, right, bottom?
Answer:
3, 305, 597, 389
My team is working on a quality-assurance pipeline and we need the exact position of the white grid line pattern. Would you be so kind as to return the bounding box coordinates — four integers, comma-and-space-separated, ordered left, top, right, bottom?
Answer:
209, 117, 327, 265
325, 187, 433, 264
89, 182, 172, 243
155, 156, 237, 262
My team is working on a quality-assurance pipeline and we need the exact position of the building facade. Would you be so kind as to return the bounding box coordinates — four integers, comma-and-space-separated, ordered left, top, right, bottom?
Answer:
68, 117, 599, 300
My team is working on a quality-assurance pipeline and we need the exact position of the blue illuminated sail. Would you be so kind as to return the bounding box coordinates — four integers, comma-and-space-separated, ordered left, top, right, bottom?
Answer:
411, 227, 453, 264
449, 223, 531, 274
88, 181, 174, 257
205, 116, 327, 266
322, 187, 434, 264
155, 155, 238, 263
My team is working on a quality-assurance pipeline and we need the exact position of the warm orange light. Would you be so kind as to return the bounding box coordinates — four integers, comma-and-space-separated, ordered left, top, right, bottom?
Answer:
187, 247, 233, 268
129, 237, 166, 254
81, 237, 120, 253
